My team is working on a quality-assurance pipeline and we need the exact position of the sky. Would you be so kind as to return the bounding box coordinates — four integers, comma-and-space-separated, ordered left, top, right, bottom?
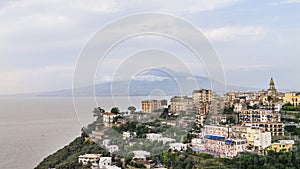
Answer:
0, 0, 300, 94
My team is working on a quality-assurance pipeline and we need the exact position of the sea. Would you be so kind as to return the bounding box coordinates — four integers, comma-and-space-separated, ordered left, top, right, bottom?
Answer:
0, 96, 168, 169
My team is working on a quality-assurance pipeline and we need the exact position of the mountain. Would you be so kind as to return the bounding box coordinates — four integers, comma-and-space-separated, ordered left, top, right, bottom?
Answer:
25, 69, 261, 97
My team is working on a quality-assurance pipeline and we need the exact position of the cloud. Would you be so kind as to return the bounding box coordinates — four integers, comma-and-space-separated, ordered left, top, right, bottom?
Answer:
121, 0, 241, 13
133, 75, 170, 82
269, 0, 300, 5
204, 26, 268, 42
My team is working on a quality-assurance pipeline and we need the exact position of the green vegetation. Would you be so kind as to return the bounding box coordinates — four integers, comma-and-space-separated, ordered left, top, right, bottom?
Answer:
282, 103, 300, 111
111, 107, 120, 114
35, 135, 109, 169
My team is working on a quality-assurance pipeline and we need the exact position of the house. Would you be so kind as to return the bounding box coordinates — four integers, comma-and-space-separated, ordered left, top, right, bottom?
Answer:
146, 133, 162, 142
78, 154, 101, 165
267, 140, 294, 152
169, 143, 187, 151
107, 145, 119, 153
103, 112, 117, 123
133, 150, 150, 161
99, 157, 112, 169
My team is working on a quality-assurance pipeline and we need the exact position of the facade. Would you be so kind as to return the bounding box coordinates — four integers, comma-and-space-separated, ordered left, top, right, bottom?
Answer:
107, 145, 119, 153
239, 109, 281, 123
141, 100, 162, 113
146, 133, 162, 141
78, 154, 101, 165
103, 112, 117, 123
267, 140, 294, 152
132, 150, 150, 161
192, 89, 212, 103
234, 103, 247, 113
99, 157, 112, 169
241, 122, 284, 136
169, 96, 194, 114
169, 143, 187, 151
284, 92, 300, 107
203, 125, 232, 138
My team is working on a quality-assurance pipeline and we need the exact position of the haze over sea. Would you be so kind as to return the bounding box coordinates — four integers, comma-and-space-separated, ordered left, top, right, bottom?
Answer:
0, 96, 167, 169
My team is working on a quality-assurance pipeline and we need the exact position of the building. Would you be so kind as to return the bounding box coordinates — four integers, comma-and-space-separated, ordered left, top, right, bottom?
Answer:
253, 131, 272, 152
267, 77, 277, 97
169, 96, 194, 114
132, 150, 150, 161
141, 100, 162, 113
146, 133, 162, 141
267, 140, 294, 152
99, 157, 112, 169
284, 92, 300, 107
192, 89, 212, 103
169, 143, 188, 151
103, 112, 117, 123
239, 109, 281, 123
78, 154, 101, 165
241, 122, 284, 136
107, 145, 119, 153
203, 135, 246, 158
203, 125, 232, 138
233, 103, 247, 113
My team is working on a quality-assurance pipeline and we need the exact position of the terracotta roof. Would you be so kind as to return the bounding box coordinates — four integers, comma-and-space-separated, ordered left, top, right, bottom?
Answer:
103, 112, 116, 116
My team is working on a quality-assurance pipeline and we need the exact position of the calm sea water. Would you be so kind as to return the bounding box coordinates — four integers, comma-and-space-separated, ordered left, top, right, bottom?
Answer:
0, 96, 168, 169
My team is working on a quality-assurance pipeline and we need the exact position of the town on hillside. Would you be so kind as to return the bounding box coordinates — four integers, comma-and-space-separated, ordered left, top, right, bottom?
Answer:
78, 77, 300, 169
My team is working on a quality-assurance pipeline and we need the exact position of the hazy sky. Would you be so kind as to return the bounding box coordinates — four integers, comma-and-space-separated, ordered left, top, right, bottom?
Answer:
0, 0, 299, 94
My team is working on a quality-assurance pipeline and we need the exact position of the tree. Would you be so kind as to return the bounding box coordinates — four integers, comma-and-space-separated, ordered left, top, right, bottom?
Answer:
111, 107, 120, 114
127, 106, 136, 113
93, 107, 105, 121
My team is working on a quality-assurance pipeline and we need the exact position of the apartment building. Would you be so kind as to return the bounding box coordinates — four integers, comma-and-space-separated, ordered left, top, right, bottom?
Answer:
241, 122, 284, 136
239, 109, 281, 123
141, 100, 162, 113
284, 92, 300, 107
169, 96, 194, 114
192, 89, 212, 103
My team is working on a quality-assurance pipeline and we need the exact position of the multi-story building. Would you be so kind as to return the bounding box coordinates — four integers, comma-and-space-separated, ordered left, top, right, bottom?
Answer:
192, 125, 247, 158
284, 92, 300, 107
241, 122, 284, 136
192, 89, 212, 103
203, 125, 232, 138
141, 100, 162, 113
239, 109, 281, 123
169, 96, 194, 114
267, 140, 295, 152
232, 125, 272, 153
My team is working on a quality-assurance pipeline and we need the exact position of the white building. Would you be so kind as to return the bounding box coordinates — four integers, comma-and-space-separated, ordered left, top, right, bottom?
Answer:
78, 154, 101, 165
146, 133, 162, 142
107, 145, 119, 153
158, 137, 176, 144
254, 131, 272, 150
122, 131, 136, 139
169, 143, 187, 151
99, 157, 112, 169
103, 112, 117, 123
133, 150, 150, 161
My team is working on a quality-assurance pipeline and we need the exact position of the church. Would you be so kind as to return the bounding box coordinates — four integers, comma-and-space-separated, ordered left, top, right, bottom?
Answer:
267, 77, 277, 97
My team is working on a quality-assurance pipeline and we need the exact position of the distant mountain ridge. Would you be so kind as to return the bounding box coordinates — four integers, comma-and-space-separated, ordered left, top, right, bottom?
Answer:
24, 69, 261, 97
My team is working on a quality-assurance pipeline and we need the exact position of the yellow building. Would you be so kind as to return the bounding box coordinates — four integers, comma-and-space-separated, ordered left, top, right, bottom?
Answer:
267, 140, 294, 152
141, 100, 161, 113
284, 92, 300, 107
